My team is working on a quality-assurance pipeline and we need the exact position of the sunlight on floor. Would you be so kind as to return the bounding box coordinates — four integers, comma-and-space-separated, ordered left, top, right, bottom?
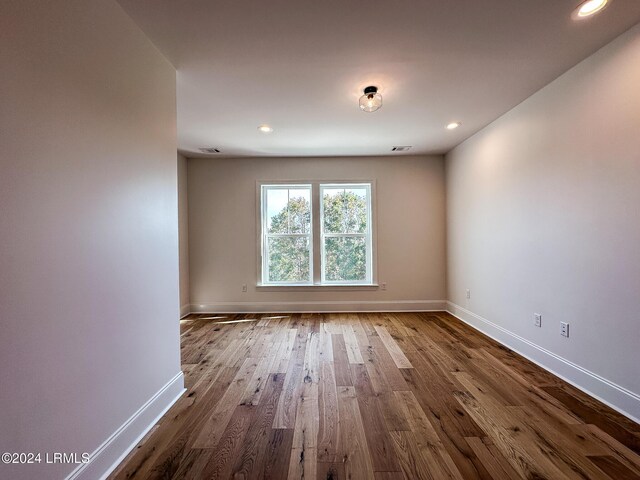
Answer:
212, 318, 258, 324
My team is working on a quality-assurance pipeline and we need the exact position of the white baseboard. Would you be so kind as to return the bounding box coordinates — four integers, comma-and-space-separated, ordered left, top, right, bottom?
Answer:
65, 371, 186, 480
180, 304, 191, 318
446, 301, 640, 424
190, 299, 447, 314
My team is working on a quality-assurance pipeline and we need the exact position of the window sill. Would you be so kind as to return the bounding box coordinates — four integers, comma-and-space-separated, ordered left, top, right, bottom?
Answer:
256, 283, 379, 291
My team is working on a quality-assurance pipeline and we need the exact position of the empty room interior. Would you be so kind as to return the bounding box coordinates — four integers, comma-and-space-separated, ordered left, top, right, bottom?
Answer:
2, 1, 640, 479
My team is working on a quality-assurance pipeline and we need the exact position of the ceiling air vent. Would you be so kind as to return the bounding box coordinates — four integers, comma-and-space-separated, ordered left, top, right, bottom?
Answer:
391, 146, 412, 152
199, 147, 221, 154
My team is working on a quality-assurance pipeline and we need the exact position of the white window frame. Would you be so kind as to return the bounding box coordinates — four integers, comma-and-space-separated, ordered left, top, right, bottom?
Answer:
260, 184, 313, 285
257, 180, 377, 288
320, 183, 373, 285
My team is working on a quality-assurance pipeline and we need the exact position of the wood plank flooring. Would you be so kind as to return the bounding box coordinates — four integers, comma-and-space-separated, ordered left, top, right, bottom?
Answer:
110, 312, 640, 480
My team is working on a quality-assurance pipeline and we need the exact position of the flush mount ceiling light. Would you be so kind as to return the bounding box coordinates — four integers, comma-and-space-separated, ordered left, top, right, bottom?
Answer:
573, 0, 609, 19
257, 124, 273, 133
359, 86, 382, 113
446, 122, 461, 130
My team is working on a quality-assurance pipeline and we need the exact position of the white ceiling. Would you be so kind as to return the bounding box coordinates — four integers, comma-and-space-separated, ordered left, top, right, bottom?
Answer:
117, 0, 640, 158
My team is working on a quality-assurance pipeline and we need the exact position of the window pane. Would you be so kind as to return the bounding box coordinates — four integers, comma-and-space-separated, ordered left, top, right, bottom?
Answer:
323, 188, 368, 234
266, 188, 287, 233
324, 236, 367, 282
268, 236, 310, 283
287, 189, 311, 233
267, 187, 311, 234
345, 187, 368, 234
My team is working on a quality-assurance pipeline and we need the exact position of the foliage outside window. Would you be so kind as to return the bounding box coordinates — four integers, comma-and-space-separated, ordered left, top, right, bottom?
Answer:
321, 185, 371, 283
262, 185, 313, 283
260, 183, 373, 285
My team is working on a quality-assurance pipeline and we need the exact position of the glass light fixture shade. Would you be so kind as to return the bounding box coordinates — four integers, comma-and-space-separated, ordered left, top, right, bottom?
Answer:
359, 87, 382, 112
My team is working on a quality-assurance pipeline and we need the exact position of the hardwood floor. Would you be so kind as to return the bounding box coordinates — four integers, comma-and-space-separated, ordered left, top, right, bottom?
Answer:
110, 312, 640, 480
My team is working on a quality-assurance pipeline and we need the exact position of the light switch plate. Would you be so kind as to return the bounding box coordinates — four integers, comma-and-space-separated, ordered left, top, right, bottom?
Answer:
534, 313, 542, 327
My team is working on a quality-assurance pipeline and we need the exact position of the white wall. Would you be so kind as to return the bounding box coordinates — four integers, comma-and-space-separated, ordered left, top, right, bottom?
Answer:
178, 153, 190, 315
188, 155, 446, 312
446, 25, 640, 421
0, 1, 183, 479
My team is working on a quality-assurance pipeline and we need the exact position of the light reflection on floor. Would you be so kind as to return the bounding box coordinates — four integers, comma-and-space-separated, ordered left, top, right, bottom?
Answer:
181, 315, 290, 325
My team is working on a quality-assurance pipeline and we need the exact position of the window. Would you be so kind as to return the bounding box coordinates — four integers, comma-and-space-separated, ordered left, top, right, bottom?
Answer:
321, 184, 372, 284
261, 185, 313, 284
260, 182, 374, 286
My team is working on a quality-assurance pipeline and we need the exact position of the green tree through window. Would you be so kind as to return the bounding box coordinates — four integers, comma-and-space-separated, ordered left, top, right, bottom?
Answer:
262, 183, 372, 285
322, 190, 368, 281
268, 196, 311, 282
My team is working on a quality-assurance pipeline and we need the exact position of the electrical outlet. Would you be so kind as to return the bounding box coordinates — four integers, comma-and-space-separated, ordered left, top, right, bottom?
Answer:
534, 313, 542, 327
381, 282, 387, 291
466, 289, 471, 299
560, 322, 569, 338
242, 284, 247, 292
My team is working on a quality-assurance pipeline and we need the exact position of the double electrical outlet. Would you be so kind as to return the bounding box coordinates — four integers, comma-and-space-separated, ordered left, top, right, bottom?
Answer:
534, 313, 570, 338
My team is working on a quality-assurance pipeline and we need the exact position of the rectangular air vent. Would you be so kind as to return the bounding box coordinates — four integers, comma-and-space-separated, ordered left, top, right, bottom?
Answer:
199, 147, 221, 153
391, 146, 412, 152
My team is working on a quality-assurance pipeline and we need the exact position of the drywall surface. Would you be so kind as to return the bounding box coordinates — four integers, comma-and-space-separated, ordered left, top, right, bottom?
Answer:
178, 153, 190, 315
446, 25, 640, 418
188, 155, 446, 311
0, 1, 182, 478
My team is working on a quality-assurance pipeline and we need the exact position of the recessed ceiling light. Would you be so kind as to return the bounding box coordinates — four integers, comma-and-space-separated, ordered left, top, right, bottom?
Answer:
258, 124, 273, 133
574, 0, 609, 18
359, 86, 382, 113
446, 122, 461, 130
